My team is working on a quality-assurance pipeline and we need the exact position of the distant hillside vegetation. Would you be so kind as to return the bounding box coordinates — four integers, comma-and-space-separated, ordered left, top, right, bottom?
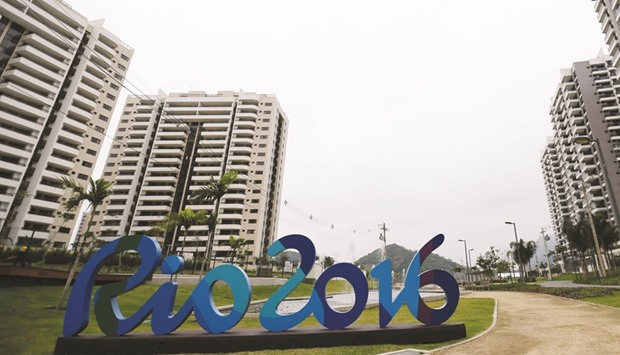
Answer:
355, 244, 460, 273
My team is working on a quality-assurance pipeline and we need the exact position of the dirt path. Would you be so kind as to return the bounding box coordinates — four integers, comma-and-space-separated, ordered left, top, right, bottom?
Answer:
434, 291, 620, 355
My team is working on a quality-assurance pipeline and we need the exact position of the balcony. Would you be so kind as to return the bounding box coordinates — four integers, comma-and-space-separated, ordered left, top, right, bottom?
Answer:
22, 31, 70, 57
15, 44, 67, 71
0, 81, 53, 107
57, 128, 83, 145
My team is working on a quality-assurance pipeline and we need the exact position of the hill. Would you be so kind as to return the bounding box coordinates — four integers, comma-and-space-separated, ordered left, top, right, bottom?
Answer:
355, 244, 460, 273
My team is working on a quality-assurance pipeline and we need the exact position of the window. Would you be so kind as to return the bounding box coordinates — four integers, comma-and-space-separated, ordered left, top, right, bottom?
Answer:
261, 127, 269, 130
256, 161, 264, 166
252, 189, 260, 193
249, 219, 257, 223
110, 154, 118, 158
117, 63, 126, 71
258, 152, 266, 156
265, 103, 272, 106
77, 173, 88, 180
118, 128, 126, 132
103, 104, 112, 111
264, 111, 271, 114
82, 161, 93, 168
91, 137, 101, 144
114, 73, 123, 80
263, 119, 270, 122
247, 230, 255, 234
260, 135, 268, 139
120, 53, 130, 61
255, 171, 263, 175
99, 114, 109, 122
106, 163, 115, 167
59, 227, 71, 233
254, 180, 262, 184
251, 199, 259, 203
106, 93, 116, 100
115, 136, 123, 140
259, 144, 267, 148
103, 172, 112, 176
113, 144, 121, 149
110, 83, 120, 90
121, 119, 128, 123
86, 149, 97, 156
123, 111, 131, 115
250, 209, 258, 213
94, 126, 105, 133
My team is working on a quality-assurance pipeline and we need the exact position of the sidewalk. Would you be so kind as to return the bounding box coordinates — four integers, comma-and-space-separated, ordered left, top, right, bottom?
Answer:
433, 291, 620, 355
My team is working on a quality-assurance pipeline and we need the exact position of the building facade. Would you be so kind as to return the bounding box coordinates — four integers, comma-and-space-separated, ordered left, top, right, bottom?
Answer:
593, 0, 620, 69
90, 90, 288, 264
0, 0, 132, 247
541, 56, 620, 250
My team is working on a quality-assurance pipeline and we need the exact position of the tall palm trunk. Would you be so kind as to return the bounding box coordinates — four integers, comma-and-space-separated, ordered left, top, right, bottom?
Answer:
56, 209, 96, 310
200, 198, 221, 278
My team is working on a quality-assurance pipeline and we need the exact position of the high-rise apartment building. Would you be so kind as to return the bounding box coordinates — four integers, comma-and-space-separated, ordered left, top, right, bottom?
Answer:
91, 90, 288, 264
593, 0, 620, 69
0, 0, 133, 247
541, 55, 620, 250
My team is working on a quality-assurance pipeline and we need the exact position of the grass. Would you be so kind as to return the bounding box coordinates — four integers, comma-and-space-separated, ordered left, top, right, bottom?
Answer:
0, 281, 494, 354
582, 292, 620, 308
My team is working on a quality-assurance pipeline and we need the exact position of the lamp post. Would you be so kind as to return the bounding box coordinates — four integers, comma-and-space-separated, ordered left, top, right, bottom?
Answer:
505, 221, 525, 284
458, 239, 470, 282
468, 248, 474, 273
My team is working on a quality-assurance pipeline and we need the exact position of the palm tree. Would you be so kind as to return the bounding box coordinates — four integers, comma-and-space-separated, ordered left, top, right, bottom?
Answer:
56, 177, 113, 311
190, 170, 237, 273
228, 235, 246, 265
510, 239, 537, 279
175, 208, 206, 256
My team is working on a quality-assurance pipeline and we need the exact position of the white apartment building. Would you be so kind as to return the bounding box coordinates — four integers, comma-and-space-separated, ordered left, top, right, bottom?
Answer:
0, 0, 132, 247
91, 90, 288, 264
541, 56, 620, 251
593, 0, 620, 69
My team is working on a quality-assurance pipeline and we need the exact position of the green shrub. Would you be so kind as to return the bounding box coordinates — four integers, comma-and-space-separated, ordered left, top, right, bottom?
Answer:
490, 283, 614, 299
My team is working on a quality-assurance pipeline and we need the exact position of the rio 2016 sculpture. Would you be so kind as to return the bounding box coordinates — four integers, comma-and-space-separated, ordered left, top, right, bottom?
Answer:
63, 233, 459, 337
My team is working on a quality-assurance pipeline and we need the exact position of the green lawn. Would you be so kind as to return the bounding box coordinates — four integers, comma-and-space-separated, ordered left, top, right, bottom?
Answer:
0, 281, 494, 354
582, 292, 620, 308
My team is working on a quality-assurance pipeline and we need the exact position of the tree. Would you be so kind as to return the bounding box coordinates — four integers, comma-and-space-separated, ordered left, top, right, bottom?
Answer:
510, 239, 537, 279
56, 177, 113, 311
322, 255, 335, 269
228, 235, 246, 265
496, 259, 511, 278
278, 253, 289, 277
476, 247, 500, 280
190, 170, 238, 274
175, 208, 206, 256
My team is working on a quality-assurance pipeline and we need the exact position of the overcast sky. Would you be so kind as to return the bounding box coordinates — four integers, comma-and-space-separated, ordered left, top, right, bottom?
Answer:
68, 0, 606, 265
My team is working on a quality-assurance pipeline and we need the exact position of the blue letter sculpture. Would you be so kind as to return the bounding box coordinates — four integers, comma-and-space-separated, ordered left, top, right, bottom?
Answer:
63, 233, 459, 336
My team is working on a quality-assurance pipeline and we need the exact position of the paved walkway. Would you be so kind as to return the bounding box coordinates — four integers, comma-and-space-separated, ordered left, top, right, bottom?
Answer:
434, 291, 620, 355
540, 280, 620, 289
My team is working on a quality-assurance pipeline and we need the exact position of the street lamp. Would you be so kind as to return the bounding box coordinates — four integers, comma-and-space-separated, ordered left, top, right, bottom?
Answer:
468, 248, 474, 273
573, 136, 610, 278
505, 221, 525, 284
458, 239, 470, 282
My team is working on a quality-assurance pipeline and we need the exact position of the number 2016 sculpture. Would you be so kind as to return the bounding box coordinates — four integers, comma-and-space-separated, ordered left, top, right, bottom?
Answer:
63, 233, 459, 336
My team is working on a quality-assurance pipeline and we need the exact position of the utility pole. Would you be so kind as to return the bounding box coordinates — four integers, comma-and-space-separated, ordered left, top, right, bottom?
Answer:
378, 223, 388, 262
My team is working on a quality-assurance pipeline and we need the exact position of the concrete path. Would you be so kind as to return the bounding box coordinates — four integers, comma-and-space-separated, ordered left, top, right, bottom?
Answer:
540, 280, 620, 289
433, 291, 620, 355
